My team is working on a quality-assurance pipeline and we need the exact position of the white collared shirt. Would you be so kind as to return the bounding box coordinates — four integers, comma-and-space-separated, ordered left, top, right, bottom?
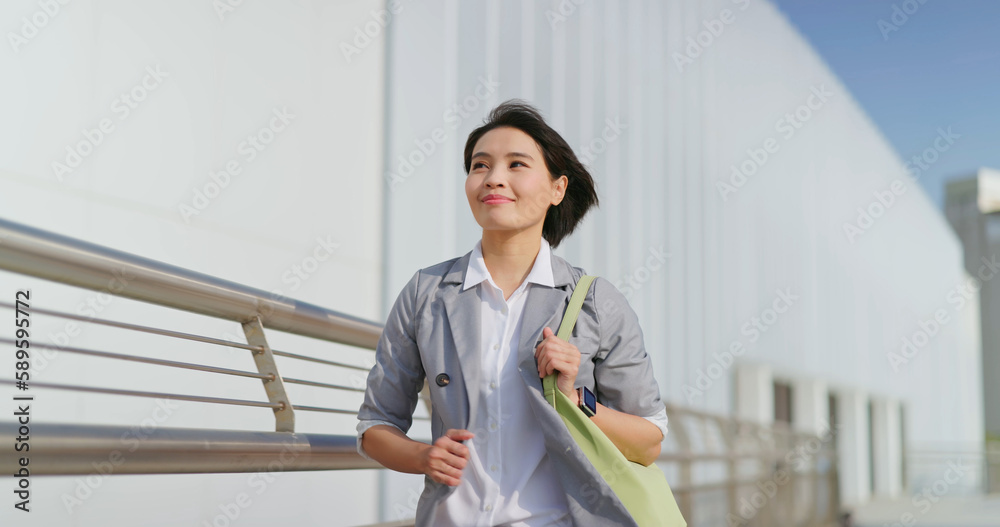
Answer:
434, 235, 572, 526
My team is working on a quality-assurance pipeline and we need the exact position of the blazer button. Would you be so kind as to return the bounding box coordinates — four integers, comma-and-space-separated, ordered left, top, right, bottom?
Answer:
435, 373, 450, 387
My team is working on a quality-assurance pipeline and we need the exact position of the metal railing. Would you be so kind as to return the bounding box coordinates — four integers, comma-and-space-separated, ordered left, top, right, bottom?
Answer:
905, 445, 1000, 496
0, 217, 839, 526
0, 217, 431, 473
661, 404, 839, 526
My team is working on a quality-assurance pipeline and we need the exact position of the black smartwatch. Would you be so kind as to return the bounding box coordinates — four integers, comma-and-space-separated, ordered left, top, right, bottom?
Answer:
577, 386, 597, 417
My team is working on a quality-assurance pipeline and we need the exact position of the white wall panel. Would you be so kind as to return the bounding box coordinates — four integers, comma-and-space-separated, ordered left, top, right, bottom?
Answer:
0, 1, 388, 525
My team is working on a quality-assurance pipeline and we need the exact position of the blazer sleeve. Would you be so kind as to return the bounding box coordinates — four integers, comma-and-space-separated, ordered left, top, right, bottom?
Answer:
356, 270, 426, 459
591, 276, 667, 433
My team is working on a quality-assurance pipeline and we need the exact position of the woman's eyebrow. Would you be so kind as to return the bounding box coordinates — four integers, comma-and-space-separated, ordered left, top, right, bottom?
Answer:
471, 151, 535, 161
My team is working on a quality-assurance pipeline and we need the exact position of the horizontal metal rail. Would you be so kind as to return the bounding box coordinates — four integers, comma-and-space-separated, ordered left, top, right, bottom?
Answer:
668, 469, 832, 495
0, 337, 272, 381
0, 300, 373, 370
0, 379, 283, 409
0, 375, 429, 420
0, 300, 263, 353
290, 404, 366, 415
283, 376, 366, 392
0, 422, 380, 474
0, 217, 383, 348
272, 349, 372, 371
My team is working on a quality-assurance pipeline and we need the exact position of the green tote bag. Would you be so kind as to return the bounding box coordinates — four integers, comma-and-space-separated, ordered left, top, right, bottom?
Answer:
543, 274, 687, 527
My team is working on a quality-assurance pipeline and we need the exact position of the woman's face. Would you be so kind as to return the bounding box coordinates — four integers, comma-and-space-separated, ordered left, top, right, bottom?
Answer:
465, 126, 567, 236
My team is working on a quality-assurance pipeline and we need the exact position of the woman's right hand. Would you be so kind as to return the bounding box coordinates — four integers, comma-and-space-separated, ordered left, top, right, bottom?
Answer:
421, 429, 474, 486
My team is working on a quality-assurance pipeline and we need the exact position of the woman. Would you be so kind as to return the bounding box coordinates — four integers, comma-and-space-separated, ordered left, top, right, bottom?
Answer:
356, 100, 669, 526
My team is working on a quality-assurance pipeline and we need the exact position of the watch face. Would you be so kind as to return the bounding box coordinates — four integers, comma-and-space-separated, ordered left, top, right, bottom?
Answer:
580, 386, 597, 416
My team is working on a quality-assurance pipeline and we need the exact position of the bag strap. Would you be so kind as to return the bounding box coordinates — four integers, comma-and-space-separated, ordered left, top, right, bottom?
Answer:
543, 275, 597, 405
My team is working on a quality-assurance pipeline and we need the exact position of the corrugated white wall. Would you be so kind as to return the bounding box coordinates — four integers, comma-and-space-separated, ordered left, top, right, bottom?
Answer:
382, 0, 983, 513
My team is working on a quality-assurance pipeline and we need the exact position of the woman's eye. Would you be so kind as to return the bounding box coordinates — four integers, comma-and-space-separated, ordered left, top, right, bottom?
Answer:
511, 161, 526, 168
472, 162, 487, 170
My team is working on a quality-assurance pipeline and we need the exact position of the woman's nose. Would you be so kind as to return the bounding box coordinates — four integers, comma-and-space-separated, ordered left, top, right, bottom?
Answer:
483, 169, 506, 188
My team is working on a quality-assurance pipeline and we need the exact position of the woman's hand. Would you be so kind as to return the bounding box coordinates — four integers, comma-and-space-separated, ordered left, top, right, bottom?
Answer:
533, 326, 663, 465
535, 326, 581, 404
420, 429, 474, 486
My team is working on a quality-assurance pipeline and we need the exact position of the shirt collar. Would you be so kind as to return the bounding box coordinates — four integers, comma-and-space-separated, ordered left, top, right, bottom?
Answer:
462, 237, 555, 291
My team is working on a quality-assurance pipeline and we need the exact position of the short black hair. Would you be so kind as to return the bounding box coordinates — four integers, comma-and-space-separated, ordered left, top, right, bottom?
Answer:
463, 99, 599, 249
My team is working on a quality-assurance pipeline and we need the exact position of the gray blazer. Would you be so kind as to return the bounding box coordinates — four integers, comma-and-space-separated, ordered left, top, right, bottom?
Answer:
356, 248, 665, 526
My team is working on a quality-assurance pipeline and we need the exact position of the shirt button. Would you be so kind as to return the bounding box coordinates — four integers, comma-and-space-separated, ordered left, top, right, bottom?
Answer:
485, 504, 493, 512
491, 464, 498, 472
492, 343, 499, 351
490, 381, 496, 389
501, 306, 508, 315
490, 422, 498, 431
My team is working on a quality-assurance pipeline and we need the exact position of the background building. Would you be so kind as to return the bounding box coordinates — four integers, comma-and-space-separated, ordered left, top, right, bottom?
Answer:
0, 0, 986, 525
945, 168, 1000, 441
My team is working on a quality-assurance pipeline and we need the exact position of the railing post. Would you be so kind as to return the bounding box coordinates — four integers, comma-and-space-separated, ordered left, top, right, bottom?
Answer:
242, 315, 295, 432
715, 416, 739, 522
665, 406, 693, 521
988, 441, 1000, 493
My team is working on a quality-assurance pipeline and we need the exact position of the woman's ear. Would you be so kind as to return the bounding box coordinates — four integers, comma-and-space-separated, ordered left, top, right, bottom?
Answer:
552, 174, 568, 205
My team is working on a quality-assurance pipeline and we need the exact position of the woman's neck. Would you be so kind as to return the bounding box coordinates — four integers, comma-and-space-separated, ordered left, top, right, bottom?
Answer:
480, 228, 542, 294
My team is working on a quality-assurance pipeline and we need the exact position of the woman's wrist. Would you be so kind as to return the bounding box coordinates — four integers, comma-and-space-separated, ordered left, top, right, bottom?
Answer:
363, 425, 432, 475
567, 387, 580, 407
416, 442, 433, 474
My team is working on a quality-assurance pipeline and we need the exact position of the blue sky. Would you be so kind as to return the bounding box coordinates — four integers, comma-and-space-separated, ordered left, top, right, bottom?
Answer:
771, 0, 1000, 209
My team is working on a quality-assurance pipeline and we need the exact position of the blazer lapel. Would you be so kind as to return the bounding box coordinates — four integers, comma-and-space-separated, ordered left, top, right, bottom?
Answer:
516, 253, 576, 395
441, 251, 482, 426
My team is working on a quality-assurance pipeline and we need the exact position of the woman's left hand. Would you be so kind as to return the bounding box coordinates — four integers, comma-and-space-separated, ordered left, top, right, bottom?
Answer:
535, 326, 581, 404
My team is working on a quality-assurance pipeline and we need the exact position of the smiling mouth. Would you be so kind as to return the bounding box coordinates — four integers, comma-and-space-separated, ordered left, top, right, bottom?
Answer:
483, 198, 514, 204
